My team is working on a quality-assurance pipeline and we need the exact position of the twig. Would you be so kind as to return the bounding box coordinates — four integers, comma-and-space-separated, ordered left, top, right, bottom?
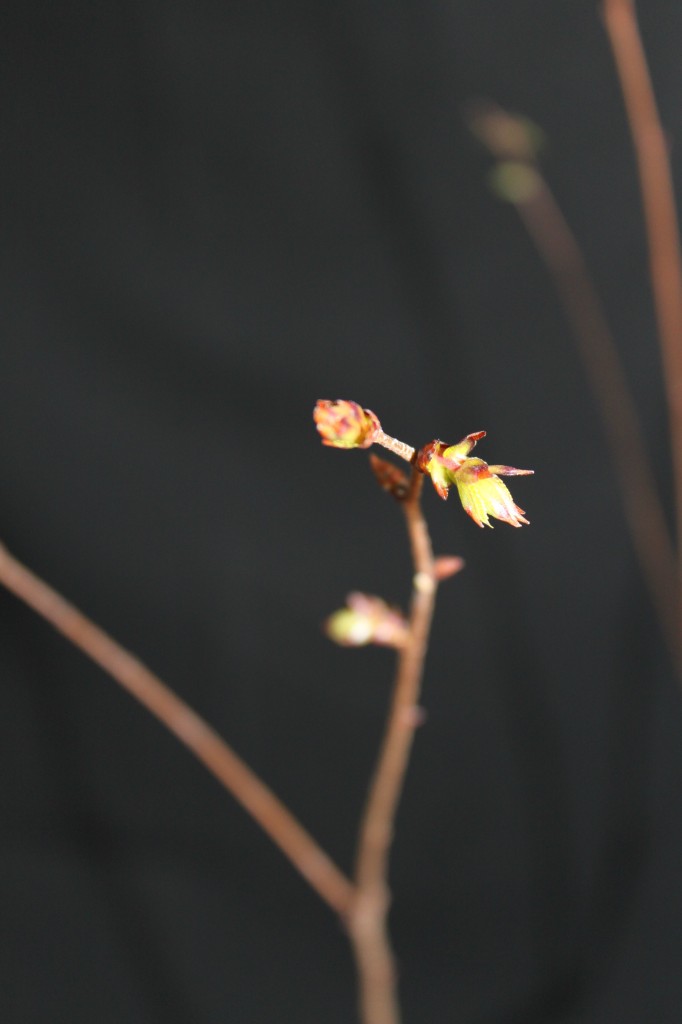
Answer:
374, 431, 416, 464
515, 175, 680, 671
0, 542, 355, 917
469, 102, 680, 674
602, 0, 682, 631
348, 467, 437, 1024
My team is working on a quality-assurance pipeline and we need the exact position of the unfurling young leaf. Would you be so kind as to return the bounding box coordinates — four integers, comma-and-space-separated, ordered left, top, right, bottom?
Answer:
418, 433, 533, 528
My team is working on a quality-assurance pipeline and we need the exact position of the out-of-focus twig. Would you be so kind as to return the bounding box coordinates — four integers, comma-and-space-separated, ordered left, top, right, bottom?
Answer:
0, 542, 355, 917
469, 101, 680, 675
601, 0, 682, 641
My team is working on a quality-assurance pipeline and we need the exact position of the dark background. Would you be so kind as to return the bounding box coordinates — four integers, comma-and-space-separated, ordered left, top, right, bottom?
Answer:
2, 2, 682, 1021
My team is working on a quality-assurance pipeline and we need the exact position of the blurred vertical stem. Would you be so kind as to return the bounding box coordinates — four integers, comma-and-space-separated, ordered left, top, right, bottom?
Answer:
348, 465, 436, 1024
469, 99, 680, 675
602, 0, 682, 635
509, 172, 679, 671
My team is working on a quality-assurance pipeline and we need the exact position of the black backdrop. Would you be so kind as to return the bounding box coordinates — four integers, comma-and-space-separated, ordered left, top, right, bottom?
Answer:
2, 2, 682, 1022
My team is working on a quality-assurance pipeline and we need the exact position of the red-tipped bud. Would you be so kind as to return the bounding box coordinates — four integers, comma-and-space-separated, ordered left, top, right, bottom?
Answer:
314, 400, 381, 450
369, 454, 409, 500
433, 556, 466, 581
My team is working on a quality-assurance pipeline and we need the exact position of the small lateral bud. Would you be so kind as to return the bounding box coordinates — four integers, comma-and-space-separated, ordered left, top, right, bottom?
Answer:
467, 102, 544, 162
399, 705, 428, 729
369, 454, 410, 500
433, 556, 466, 581
324, 593, 409, 649
413, 571, 436, 594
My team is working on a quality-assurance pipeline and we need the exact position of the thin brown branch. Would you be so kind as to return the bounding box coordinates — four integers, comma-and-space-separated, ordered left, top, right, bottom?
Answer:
374, 430, 416, 464
0, 542, 355, 917
469, 100, 680, 672
348, 467, 437, 1024
602, 0, 682, 625
516, 176, 681, 672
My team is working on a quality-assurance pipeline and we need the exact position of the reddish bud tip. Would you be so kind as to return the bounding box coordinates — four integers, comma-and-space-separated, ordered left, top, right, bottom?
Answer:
433, 556, 466, 581
369, 454, 410, 500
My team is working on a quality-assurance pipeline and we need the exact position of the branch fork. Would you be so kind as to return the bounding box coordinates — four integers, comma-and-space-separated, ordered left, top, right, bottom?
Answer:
0, 400, 532, 1023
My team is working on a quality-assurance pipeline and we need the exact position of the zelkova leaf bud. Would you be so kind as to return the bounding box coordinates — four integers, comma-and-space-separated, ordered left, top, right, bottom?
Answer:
325, 593, 409, 649
314, 400, 381, 450
369, 454, 410, 500
418, 432, 534, 528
